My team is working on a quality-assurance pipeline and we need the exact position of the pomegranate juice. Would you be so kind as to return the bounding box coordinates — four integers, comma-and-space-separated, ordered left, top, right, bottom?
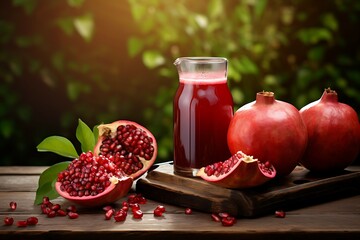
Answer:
173, 78, 233, 176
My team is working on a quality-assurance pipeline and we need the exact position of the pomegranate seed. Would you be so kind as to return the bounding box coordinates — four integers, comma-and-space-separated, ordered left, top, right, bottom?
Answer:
42, 196, 50, 205
9, 201, 17, 211
153, 208, 163, 217
122, 201, 129, 207
16, 220, 28, 227
66, 205, 77, 213
127, 194, 137, 203
51, 204, 61, 212
57, 209, 67, 216
122, 205, 129, 212
4, 217, 14, 226
47, 210, 57, 218
184, 208, 192, 215
154, 205, 166, 217
221, 216, 236, 226
133, 209, 143, 219
264, 161, 272, 168
105, 209, 115, 220
68, 212, 79, 219
44, 207, 52, 215
275, 210, 286, 218
131, 203, 140, 212
114, 210, 127, 222
26, 217, 38, 225
156, 205, 166, 213
102, 205, 113, 212
211, 213, 221, 222
218, 212, 229, 218
40, 204, 48, 214
136, 196, 147, 204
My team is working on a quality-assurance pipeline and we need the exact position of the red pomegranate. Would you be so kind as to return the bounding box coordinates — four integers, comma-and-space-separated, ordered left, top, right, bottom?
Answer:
197, 151, 276, 189
227, 91, 308, 176
299, 88, 360, 172
94, 120, 157, 180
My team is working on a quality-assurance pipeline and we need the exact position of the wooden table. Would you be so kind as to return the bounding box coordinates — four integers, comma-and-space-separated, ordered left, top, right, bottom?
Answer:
0, 166, 359, 240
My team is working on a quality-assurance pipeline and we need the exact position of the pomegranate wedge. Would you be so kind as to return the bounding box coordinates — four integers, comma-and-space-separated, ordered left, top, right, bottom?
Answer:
197, 151, 276, 189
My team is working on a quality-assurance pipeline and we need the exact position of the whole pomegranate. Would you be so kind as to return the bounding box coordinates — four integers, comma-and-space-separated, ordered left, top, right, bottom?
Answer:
197, 151, 276, 189
94, 120, 157, 180
299, 88, 360, 172
227, 91, 308, 176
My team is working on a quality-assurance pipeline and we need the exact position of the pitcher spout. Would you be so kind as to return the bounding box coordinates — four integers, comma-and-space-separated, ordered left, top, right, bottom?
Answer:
174, 58, 182, 67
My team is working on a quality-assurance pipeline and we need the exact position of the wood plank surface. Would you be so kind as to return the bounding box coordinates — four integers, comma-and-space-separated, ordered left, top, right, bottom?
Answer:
0, 166, 359, 240
136, 164, 360, 217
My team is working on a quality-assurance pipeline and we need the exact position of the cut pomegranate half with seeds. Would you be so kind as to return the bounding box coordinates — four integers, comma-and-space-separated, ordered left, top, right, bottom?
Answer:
197, 151, 276, 189
94, 120, 157, 180
55, 152, 133, 207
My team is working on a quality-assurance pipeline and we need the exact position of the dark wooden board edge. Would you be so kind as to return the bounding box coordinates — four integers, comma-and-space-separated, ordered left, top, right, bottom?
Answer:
136, 178, 239, 215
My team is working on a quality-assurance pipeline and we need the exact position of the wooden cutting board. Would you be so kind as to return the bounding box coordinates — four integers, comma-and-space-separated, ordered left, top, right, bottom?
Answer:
136, 163, 360, 218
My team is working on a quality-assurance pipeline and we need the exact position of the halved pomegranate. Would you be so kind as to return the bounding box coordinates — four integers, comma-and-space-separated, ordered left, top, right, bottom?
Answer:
197, 151, 276, 189
55, 152, 133, 207
94, 120, 157, 180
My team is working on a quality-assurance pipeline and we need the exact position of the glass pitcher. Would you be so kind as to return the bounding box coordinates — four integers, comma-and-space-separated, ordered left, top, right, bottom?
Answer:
173, 57, 234, 177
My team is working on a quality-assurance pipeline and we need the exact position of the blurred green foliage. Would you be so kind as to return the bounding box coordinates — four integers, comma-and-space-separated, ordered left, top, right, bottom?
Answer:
0, 0, 359, 165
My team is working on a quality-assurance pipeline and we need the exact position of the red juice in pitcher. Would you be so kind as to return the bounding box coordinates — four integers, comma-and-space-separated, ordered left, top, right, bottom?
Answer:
173, 57, 233, 177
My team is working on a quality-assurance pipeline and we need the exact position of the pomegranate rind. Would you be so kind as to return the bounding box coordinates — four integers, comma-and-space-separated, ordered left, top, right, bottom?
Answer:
197, 151, 276, 189
55, 176, 133, 207
94, 120, 157, 180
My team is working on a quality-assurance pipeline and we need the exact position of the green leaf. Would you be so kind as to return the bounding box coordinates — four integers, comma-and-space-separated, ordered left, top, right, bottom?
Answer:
142, 50, 165, 69
208, 0, 223, 18
73, 13, 94, 42
67, 81, 91, 101
254, 0, 267, 18
0, 119, 14, 138
127, 37, 143, 58
235, 5, 250, 24
56, 17, 74, 36
51, 52, 64, 71
37, 136, 79, 158
93, 124, 99, 143
231, 88, 244, 105
322, 13, 338, 31
67, 0, 85, 7
297, 28, 332, 44
12, 0, 37, 15
9, 60, 22, 76
307, 46, 325, 61
237, 56, 259, 74
129, 1, 146, 22
76, 118, 95, 153
34, 161, 70, 204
